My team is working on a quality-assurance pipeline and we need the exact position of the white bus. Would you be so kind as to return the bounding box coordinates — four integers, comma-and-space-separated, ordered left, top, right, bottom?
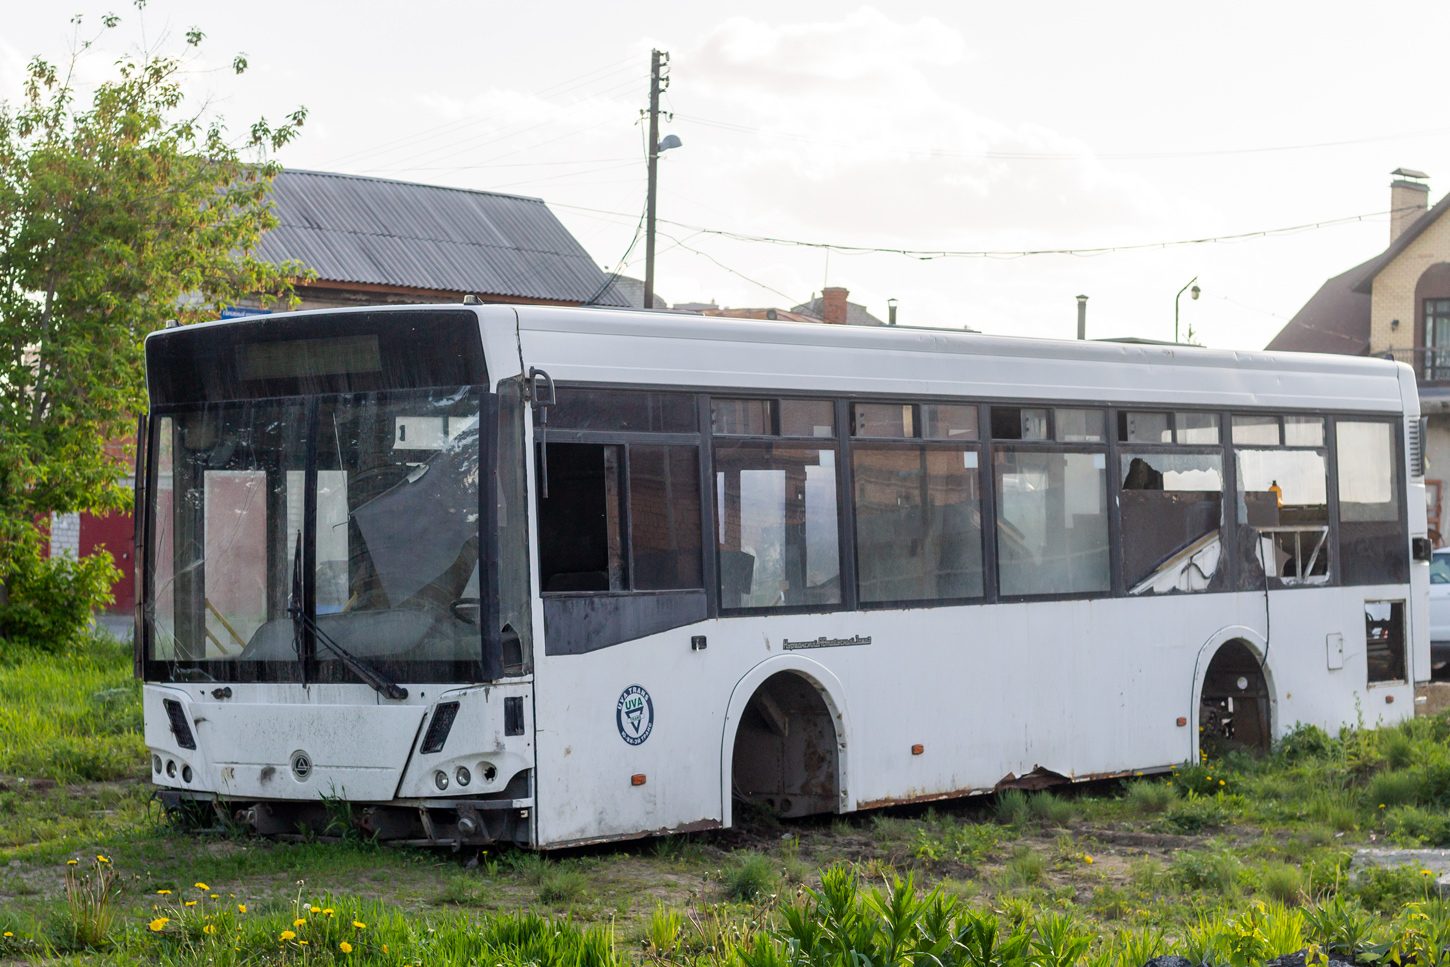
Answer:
138, 304, 1431, 848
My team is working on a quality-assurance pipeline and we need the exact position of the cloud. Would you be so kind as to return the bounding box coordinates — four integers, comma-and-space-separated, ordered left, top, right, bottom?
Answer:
669, 7, 1192, 245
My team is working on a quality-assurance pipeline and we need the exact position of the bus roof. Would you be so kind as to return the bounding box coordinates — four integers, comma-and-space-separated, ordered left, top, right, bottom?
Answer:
150, 303, 1415, 415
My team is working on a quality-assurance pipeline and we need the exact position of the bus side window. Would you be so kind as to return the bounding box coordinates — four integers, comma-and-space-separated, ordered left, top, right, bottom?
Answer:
1337, 420, 1406, 586
537, 443, 627, 593
536, 442, 703, 594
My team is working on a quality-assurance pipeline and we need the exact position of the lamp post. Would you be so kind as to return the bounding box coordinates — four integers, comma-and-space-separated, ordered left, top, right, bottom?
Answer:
1175, 277, 1200, 343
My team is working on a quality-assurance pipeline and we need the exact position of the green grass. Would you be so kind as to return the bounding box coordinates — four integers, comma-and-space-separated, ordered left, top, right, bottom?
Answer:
16, 643, 1450, 964
0, 632, 145, 782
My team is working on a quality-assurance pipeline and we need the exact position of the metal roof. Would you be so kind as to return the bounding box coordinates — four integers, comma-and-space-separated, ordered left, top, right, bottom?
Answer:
256, 169, 628, 306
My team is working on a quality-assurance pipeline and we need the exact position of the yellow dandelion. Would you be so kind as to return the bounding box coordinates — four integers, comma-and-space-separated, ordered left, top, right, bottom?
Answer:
340, 940, 354, 953
210, 894, 218, 899
1219, 780, 1225, 786
204, 924, 218, 935
97, 855, 110, 864
353, 920, 367, 929
185, 900, 197, 907
3, 932, 12, 938
157, 889, 172, 895
299, 940, 308, 946
294, 918, 307, 927
238, 904, 247, 913
194, 882, 209, 890
324, 908, 335, 916
66, 860, 78, 866
280, 930, 296, 941
149, 918, 170, 932
383, 944, 389, 953
1084, 855, 1095, 864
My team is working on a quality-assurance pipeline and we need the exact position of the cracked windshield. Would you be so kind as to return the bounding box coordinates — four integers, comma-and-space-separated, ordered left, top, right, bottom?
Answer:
147, 388, 482, 678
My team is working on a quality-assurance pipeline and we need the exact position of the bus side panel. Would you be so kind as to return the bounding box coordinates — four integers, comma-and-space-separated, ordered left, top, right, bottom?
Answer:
532, 623, 726, 847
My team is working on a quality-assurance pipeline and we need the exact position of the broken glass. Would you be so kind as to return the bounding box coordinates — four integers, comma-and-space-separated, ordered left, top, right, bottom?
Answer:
1119, 452, 1224, 594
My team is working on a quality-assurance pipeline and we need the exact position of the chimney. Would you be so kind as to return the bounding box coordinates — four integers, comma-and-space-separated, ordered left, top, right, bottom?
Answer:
1390, 167, 1430, 242
821, 287, 849, 325
1076, 295, 1088, 340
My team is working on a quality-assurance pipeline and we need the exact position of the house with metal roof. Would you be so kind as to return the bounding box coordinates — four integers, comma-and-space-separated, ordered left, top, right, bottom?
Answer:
1266, 167, 1450, 540
243, 169, 629, 311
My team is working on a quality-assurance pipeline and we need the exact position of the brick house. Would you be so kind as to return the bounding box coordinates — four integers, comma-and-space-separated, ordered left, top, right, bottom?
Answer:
1266, 168, 1450, 541
61, 169, 628, 627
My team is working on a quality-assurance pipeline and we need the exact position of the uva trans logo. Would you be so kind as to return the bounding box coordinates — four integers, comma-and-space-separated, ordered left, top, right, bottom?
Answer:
615, 685, 654, 746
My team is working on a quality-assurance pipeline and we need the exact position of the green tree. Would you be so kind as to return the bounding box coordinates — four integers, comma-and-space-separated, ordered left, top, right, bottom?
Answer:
0, 8, 309, 629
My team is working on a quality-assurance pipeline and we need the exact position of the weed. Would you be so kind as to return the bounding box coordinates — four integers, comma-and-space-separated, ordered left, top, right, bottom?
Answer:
1000, 845, 1047, 890
723, 854, 777, 902
1090, 885, 1131, 920
59, 856, 118, 949
1352, 864, 1433, 915
1304, 894, 1381, 959
994, 788, 1032, 827
1164, 791, 1231, 832
434, 873, 486, 906
537, 867, 589, 905
1030, 791, 1076, 828
1366, 769, 1422, 809
1123, 779, 1178, 814
1385, 804, 1450, 845
1170, 849, 1239, 894
1260, 862, 1303, 905
1115, 925, 1166, 965
646, 903, 682, 957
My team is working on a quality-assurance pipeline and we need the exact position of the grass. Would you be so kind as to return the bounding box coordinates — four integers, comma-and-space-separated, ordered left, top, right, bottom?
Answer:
0, 632, 145, 782
15, 641, 1450, 964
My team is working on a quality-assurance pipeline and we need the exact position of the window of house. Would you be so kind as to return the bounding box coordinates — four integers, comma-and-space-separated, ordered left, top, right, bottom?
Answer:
1427, 299, 1450, 380
994, 411, 1110, 597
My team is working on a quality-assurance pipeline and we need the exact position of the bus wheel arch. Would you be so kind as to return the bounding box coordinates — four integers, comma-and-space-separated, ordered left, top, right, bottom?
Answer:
1192, 628, 1277, 758
721, 656, 851, 826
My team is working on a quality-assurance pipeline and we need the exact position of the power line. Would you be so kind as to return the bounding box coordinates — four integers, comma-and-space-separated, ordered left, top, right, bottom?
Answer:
656, 230, 807, 307
549, 203, 1418, 260
673, 113, 1450, 162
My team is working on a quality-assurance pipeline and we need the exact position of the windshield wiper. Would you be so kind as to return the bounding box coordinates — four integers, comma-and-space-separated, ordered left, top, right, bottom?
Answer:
289, 534, 409, 701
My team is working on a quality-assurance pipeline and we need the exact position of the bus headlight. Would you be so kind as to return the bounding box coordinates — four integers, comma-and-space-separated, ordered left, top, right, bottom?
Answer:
153, 755, 162, 774
455, 766, 471, 786
434, 770, 449, 791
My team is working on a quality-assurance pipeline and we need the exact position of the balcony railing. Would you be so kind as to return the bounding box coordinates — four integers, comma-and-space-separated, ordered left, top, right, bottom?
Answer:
1375, 347, 1450, 382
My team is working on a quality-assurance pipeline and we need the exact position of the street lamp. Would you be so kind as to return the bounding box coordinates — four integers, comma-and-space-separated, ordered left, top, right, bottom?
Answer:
1175, 277, 1200, 343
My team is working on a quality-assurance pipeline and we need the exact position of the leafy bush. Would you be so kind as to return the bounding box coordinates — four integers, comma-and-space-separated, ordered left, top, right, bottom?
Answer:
1174, 762, 1237, 796
1278, 723, 1337, 761
0, 542, 118, 654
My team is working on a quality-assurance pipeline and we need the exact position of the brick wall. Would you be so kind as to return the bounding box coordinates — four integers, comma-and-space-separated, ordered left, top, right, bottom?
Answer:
49, 512, 80, 559
1370, 213, 1450, 352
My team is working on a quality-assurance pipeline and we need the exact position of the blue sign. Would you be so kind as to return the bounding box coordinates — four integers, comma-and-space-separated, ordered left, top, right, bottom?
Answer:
218, 306, 272, 319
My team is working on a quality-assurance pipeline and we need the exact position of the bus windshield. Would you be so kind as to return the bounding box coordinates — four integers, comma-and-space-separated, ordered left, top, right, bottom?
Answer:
147, 387, 484, 682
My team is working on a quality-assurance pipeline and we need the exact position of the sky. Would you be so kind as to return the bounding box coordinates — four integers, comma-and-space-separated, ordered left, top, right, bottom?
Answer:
4, 1, 1449, 350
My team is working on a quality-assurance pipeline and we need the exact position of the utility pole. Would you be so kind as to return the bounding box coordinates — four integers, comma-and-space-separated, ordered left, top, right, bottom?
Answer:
643, 49, 669, 309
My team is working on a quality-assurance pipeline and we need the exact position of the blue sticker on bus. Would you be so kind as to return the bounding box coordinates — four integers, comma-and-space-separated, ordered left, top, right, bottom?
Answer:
616, 685, 654, 745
